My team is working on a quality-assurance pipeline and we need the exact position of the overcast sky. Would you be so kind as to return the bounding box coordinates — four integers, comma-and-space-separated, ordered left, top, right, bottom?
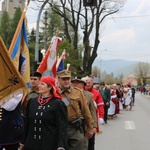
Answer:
98, 0, 150, 63
26, 0, 150, 63
1, 0, 150, 63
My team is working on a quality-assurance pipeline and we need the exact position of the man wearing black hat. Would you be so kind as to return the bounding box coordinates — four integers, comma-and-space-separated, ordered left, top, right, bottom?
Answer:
22, 71, 42, 116
29, 72, 42, 98
99, 82, 110, 124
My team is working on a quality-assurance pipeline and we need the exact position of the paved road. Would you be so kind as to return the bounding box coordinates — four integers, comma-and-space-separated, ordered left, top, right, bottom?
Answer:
95, 92, 150, 150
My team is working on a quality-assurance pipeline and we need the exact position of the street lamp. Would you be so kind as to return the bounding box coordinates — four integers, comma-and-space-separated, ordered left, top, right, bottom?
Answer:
35, 0, 49, 67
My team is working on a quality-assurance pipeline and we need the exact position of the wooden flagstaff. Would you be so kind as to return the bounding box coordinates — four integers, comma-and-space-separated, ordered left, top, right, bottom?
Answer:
8, 0, 30, 54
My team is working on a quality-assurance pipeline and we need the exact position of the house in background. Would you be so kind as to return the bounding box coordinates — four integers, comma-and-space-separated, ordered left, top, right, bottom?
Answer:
122, 73, 138, 86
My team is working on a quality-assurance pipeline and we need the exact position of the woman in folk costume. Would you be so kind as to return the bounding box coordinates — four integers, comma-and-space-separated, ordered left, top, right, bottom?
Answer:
108, 84, 118, 119
116, 83, 124, 111
118, 85, 124, 111
20, 76, 68, 150
124, 84, 133, 111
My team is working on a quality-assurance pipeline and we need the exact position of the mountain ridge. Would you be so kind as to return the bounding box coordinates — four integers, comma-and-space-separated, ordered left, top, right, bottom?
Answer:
93, 59, 139, 77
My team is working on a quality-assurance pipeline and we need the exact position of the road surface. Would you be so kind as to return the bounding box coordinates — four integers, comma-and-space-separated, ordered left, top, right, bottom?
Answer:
95, 92, 150, 150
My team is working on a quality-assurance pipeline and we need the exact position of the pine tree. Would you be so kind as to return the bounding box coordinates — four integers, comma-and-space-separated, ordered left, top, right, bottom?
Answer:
0, 11, 10, 48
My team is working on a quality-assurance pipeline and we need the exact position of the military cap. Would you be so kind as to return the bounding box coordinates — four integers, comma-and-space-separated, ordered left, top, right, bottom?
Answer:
30, 71, 42, 78
57, 70, 71, 78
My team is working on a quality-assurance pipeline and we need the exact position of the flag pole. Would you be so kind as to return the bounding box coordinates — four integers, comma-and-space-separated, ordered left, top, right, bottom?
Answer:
8, 0, 30, 54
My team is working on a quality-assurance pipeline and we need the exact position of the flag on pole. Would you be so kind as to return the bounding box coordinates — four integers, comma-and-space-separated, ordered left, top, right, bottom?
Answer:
8, 9, 30, 88
56, 49, 67, 72
0, 37, 27, 107
57, 59, 65, 72
37, 36, 62, 77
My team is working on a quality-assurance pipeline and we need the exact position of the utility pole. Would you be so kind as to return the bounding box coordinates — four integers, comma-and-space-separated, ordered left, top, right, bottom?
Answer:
43, 10, 48, 50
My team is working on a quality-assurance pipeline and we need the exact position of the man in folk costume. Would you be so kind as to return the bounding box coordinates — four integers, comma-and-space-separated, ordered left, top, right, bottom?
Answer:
85, 76, 104, 150
0, 101, 24, 150
99, 82, 111, 124
131, 85, 136, 105
108, 84, 118, 119
0, 38, 27, 150
71, 77, 98, 150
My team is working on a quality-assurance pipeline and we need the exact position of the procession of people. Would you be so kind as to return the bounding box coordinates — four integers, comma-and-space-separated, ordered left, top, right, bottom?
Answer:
0, 1, 136, 149
0, 69, 136, 150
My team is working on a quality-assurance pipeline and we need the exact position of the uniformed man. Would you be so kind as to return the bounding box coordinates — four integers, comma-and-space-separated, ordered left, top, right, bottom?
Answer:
57, 70, 95, 150
28, 71, 42, 99
22, 71, 42, 116
71, 77, 97, 150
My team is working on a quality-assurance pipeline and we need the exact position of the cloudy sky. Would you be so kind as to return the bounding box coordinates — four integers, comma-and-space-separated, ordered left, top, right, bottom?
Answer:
0, 0, 150, 63
26, 0, 150, 63
98, 0, 150, 63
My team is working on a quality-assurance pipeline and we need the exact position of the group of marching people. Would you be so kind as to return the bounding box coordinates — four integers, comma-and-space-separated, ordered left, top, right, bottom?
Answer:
0, 69, 136, 150
95, 83, 135, 120
0, 71, 105, 150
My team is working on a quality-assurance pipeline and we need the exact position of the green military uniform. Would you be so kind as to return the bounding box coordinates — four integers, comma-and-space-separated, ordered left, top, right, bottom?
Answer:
82, 90, 97, 128
82, 90, 97, 149
22, 71, 42, 116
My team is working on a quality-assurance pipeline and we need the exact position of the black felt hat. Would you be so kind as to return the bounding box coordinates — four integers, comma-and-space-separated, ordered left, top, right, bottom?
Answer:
71, 76, 86, 86
100, 82, 105, 85
30, 71, 42, 78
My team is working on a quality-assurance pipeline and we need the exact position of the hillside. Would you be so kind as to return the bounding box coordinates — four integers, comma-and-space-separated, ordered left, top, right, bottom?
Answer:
93, 59, 138, 77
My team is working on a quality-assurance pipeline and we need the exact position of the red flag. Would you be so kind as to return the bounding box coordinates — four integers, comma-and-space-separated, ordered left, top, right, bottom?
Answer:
37, 36, 62, 77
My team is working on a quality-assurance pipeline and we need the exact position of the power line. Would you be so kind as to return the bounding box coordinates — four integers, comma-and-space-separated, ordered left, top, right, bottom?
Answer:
102, 50, 150, 56
110, 15, 150, 19
105, 52, 150, 58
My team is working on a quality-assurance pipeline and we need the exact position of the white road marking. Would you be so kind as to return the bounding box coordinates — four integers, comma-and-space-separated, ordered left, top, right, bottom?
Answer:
125, 121, 136, 130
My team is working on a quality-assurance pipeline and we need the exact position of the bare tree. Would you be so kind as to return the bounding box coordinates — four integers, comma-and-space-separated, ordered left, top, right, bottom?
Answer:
92, 66, 101, 78
103, 74, 115, 84
134, 62, 150, 77
36, 0, 125, 74
134, 62, 150, 84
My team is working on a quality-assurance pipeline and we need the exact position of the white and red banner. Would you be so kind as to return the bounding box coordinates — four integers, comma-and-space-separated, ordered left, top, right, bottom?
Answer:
37, 36, 62, 77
